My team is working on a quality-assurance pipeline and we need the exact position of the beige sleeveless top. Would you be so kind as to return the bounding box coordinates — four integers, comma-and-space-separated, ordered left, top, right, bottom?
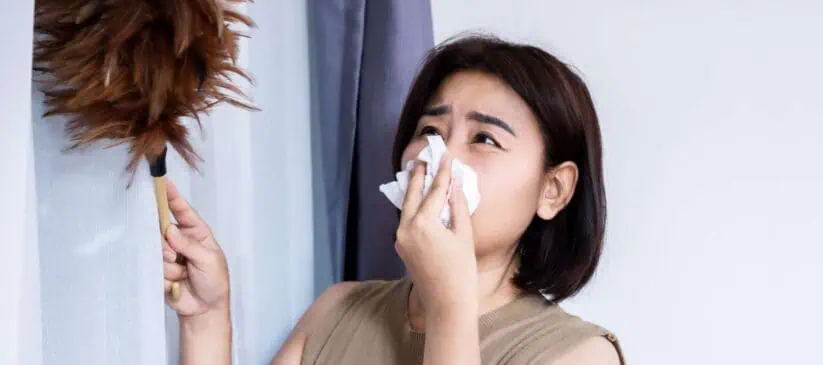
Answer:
301, 278, 624, 365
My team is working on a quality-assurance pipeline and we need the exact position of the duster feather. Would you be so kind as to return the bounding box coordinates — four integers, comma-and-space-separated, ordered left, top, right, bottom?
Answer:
33, 0, 257, 174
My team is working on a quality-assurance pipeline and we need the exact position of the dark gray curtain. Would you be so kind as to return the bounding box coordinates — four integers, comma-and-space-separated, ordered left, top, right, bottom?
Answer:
309, 0, 434, 283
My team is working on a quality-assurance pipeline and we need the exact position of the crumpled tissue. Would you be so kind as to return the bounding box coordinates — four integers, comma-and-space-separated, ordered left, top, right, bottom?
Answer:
378, 135, 480, 226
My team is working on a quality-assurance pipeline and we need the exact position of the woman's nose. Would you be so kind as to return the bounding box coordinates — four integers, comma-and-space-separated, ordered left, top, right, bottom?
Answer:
443, 135, 468, 162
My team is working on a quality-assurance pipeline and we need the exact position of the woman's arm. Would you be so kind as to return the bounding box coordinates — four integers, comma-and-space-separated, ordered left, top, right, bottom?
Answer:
270, 282, 360, 365
394, 159, 482, 365
160, 178, 360, 365
179, 302, 232, 365
422, 304, 481, 365
161, 179, 233, 365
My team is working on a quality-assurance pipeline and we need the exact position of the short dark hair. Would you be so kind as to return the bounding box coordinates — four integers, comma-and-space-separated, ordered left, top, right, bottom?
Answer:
391, 35, 607, 302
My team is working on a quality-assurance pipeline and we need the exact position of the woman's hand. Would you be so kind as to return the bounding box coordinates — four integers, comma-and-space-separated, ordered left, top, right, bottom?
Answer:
162, 179, 230, 318
395, 154, 478, 316
163, 180, 232, 364
397, 155, 482, 365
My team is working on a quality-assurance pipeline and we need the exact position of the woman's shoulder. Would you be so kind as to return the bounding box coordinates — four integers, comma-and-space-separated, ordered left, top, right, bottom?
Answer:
323, 278, 407, 307
552, 335, 623, 365
304, 279, 407, 330
315, 278, 406, 303
288, 282, 361, 338
491, 296, 624, 364
545, 307, 623, 365
298, 279, 408, 361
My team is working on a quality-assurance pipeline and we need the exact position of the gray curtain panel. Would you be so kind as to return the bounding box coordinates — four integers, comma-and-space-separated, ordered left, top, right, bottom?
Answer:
309, 0, 434, 282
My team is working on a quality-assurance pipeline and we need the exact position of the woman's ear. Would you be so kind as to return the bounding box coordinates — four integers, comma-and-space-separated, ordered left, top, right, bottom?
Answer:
537, 161, 579, 220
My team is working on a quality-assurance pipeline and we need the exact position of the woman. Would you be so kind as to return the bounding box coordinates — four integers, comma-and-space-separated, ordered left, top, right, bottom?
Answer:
161, 35, 624, 364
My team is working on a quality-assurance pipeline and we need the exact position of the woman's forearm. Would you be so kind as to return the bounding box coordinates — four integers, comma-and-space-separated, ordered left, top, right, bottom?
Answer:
423, 304, 482, 365
179, 307, 232, 365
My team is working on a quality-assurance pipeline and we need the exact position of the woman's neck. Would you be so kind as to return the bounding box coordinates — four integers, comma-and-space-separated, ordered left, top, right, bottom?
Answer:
407, 250, 520, 332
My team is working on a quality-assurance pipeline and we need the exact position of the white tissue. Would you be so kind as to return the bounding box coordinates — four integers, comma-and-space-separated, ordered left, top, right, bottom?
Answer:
379, 135, 481, 226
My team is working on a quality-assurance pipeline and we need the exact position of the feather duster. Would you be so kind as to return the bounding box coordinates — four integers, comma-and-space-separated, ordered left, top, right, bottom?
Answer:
34, 0, 256, 172
33, 0, 257, 299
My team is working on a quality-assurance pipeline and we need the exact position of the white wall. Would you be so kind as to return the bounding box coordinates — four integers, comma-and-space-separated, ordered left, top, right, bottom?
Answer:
433, 1, 823, 364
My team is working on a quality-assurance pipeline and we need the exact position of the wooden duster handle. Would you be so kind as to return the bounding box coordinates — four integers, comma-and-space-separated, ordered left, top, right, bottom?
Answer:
153, 176, 182, 300
150, 148, 183, 300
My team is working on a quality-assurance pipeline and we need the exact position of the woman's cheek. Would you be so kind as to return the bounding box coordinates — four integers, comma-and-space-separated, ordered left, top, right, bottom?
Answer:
469, 167, 501, 225
400, 139, 427, 166
471, 165, 539, 229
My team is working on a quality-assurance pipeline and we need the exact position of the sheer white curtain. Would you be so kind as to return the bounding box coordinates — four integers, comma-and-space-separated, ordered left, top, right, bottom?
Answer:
163, 1, 318, 363
1, 1, 41, 365
4, 1, 318, 364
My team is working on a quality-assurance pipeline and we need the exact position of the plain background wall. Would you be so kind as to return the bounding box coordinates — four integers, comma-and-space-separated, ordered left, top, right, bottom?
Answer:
432, 1, 823, 364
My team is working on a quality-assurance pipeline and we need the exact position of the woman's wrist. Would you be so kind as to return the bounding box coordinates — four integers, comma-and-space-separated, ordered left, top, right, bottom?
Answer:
178, 302, 232, 365
180, 301, 232, 335
424, 286, 478, 320
426, 298, 478, 328
423, 300, 481, 365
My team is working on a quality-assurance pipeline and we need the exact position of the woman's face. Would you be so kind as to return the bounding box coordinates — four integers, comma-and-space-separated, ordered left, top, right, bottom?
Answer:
400, 70, 547, 261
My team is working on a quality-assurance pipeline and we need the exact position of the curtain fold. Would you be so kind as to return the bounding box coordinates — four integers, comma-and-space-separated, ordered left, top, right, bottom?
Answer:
351, 0, 435, 280
310, 0, 434, 282
308, 0, 366, 283
0, 1, 42, 365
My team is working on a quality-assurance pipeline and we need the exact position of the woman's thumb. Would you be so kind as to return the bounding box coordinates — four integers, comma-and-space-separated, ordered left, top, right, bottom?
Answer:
166, 225, 212, 268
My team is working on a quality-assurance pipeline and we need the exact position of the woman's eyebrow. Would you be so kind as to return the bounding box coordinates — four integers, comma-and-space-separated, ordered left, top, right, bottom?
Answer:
422, 105, 450, 116
468, 111, 516, 137
422, 105, 517, 136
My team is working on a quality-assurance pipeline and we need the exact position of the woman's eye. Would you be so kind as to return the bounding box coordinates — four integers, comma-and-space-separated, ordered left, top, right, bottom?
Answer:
473, 133, 501, 148
419, 125, 440, 136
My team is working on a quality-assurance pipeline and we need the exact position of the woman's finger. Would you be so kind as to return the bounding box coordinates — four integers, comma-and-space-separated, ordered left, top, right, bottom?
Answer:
400, 162, 426, 224
162, 241, 177, 263
417, 154, 453, 219
166, 224, 213, 270
167, 179, 211, 241
163, 279, 173, 292
164, 262, 187, 281
448, 176, 472, 238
